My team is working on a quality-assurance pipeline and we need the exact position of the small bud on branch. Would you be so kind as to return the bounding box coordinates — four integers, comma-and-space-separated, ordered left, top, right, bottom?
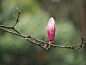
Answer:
16, 7, 18, 11
13, 14, 16, 19
67, 41, 69, 46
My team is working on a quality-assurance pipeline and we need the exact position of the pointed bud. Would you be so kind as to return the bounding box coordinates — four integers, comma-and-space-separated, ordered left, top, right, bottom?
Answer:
42, 34, 44, 41
67, 41, 69, 46
13, 14, 16, 18
74, 42, 76, 46
81, 43, 85, 47
16, 7, 18, 11
47, 17, 56, 41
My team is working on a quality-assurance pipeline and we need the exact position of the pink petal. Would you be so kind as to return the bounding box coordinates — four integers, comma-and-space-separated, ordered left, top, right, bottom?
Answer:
47, 17, 56, 41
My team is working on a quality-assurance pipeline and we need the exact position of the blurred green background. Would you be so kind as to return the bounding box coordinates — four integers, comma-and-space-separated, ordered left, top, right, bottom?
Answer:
0, 0, 86, 65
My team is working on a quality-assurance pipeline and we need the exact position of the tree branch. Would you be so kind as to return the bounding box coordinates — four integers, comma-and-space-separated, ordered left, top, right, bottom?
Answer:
0, 8, 85, 50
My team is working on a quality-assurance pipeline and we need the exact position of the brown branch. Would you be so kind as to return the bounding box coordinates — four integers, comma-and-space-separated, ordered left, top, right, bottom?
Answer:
0, 8, 85, 50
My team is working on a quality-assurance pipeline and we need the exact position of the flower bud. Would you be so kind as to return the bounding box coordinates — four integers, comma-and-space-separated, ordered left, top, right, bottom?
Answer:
47, 17, 56, 41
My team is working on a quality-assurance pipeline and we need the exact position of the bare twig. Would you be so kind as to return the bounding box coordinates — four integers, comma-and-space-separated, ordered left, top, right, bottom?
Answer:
0, 8, 85, 50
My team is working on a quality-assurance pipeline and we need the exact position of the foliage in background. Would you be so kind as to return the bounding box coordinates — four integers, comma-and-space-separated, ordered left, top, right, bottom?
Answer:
0, 0, 85, 65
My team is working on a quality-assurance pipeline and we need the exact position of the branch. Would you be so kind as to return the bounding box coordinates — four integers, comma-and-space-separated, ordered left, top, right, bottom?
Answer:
0, 7, 85, 50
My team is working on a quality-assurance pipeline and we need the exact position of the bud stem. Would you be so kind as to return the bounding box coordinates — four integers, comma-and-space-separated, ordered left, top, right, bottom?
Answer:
48, 41, 53, 48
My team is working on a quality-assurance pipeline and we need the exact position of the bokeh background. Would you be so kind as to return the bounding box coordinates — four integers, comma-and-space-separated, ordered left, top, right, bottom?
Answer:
0, 0, 86, 65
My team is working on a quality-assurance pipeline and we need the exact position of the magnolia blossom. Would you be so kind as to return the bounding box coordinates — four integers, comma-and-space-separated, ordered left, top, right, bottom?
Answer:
47, 17, 56, 41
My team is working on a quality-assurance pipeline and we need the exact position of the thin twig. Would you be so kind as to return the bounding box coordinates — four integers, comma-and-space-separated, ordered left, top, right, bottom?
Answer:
0, 8, 85, 50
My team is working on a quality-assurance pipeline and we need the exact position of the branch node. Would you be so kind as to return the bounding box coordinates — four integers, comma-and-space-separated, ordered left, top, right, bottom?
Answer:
19, 11, 20, 14
28, 35, 31, 38
25, 38, 28, 40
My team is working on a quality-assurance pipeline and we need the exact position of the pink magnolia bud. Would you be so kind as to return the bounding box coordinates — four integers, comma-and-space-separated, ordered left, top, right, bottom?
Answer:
47, 17, 56, 41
